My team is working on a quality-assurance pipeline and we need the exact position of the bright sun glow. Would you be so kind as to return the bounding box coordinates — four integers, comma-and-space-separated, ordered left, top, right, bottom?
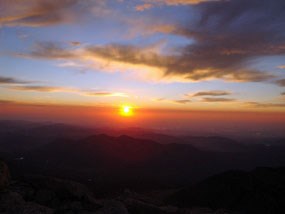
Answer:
120, 105, 134, 117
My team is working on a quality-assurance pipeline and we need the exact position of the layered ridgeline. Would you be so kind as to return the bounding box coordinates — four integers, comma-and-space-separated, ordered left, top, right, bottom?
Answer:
1, 121, 285, 213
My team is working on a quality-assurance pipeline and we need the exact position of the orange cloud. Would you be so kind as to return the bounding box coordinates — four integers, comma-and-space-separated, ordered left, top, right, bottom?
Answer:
277, 65, 285, 69
151, 0, 220, 5
18, 42, 275, 83
0, 0, 107, 27
4, 83, 128, 97
135, 0, 220, 11
135, 3, 153, 11
201, 98, 236, 102
245, 102, 285, 108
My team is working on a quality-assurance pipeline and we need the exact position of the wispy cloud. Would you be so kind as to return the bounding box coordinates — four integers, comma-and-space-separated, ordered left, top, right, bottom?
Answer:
135, 3, 153, 11
69, 41, 82, 46
135, 0, 220, 11
277, 65, 285, 69
189, 90, 231, 97
0, 0, 107, 27
154, 97, 191, 104
276, 79, 285, 87
132, 0, 285, 82
173, 99, 191, 104
0, 99, 17, 105
6, 83, 128, 97
7, 85, 72, 92
10, 0, 285, 84
246, 102, 285, 108
202, 97, 236, 102
0, 76, 32, 85
83, 91, 128, 97
18, 42, 275, 83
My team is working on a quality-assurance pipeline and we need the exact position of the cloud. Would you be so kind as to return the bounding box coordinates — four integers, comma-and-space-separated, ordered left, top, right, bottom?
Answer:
246, 102, 285, 108
135, 3, 153, 11
0, 99, 17, 105
19, 41, 275, 83
276, 79, 285, 87
154, 97, 191, 104
173, 99, 191, 104
134, 0, 285, 81
0, 76, 32, 84
70, 41, 81, 46
191, 90, 231, 97
6, 84, 128, 97
150, 0, 219, 6
7, 85, 70, 92
0, 0, 105, 27
202, 97, 236, 102
15, 0, 285, 83
83, 91, 128, 97
277, 65, 285, 69
3, 0, 285, 84
135, 0, 219, 11
163, 2, 285, 79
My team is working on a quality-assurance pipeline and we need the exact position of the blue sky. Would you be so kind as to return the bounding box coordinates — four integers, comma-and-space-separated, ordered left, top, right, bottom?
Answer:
0, 0, 285, 111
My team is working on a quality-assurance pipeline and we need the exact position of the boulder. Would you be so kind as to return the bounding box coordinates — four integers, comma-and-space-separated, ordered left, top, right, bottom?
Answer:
12, 175, 102, 212
0, 159, 10, 190
95, 200, 129, 214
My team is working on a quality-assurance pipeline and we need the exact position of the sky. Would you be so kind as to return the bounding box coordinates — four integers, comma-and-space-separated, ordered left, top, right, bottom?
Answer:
0, 0, 285, 133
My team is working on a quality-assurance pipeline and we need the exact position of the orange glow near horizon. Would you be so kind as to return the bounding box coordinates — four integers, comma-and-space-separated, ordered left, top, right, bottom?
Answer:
119, 105, 134, 117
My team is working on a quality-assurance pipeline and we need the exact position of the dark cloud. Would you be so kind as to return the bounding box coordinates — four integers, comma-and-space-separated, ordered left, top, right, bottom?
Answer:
173, 99, 191, 104
6, 84, 128, 97
17, 0, 285, 82
202, 97, 235, 102
160, 0, 285, 80
25, 42, 76, 59
191, 90, 231, 97
0, 76, 31, 84
7, 85, 66, 92
246, 102, 285, 108
85, 43, 274, 82
22, 41, 273, 82
276, 79, 285, 87
0, 99, 16, 105
0, 0, 95, 27
155, 98, 191, 104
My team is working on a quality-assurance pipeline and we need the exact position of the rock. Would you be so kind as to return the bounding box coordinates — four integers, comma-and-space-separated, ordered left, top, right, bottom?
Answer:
0, 190, 53, 214
95, 200, 129, 214
0, 159, 10, 190
123, 198, 169, 214
12, 175, 102, 212
21, 202, 54, 214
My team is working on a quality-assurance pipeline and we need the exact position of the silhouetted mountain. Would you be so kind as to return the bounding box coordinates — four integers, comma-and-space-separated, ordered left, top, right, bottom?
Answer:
2, 120, 285, 201
181, 136, 247, 152
20, 134, 212, 192
167, 167, 285, 213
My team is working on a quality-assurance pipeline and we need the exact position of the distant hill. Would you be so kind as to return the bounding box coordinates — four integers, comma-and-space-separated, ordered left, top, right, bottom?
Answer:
167, 167, 285, 213
1, 120, 285, 194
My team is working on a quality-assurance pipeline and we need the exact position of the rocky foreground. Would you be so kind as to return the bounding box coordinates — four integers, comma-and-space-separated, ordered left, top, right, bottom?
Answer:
0, 159, 235, 214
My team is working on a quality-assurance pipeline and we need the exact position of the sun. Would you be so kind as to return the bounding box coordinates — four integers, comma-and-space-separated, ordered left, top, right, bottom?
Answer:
119, 105, 134, 117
